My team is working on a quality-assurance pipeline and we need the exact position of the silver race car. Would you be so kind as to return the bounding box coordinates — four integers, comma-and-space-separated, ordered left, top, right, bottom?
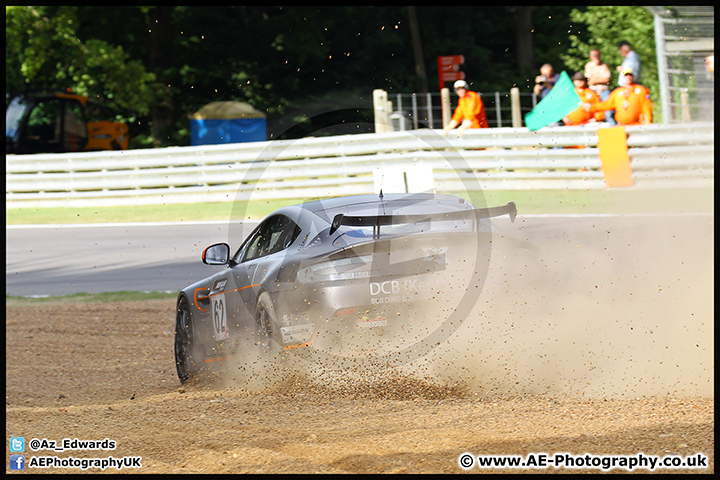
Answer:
175, 192, 517, 383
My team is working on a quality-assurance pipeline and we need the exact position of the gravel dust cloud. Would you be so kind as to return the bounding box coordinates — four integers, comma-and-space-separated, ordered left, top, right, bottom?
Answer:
220, 212, 713, 401
423, 213, 713, 399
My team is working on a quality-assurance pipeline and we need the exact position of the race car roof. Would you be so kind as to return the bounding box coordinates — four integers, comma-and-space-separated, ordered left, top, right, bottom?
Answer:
292, 193, 474, 223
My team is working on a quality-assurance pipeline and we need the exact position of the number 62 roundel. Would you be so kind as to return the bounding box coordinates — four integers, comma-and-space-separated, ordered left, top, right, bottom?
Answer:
212, 294, 229, 341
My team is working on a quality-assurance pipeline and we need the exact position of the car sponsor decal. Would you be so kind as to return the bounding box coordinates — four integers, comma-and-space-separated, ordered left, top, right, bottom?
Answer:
281, 312, 311, 326
357, 316, 388, 328
369, 279, 429, 295
369, 278, 431, 304
279, 323, 315, 345
421, 246, 448, 261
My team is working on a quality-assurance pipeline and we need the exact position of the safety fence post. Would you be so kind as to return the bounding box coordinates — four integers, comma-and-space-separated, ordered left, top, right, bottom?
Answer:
440, 88, 451, 129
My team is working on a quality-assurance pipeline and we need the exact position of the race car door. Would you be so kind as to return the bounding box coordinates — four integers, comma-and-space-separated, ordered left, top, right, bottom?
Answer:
223, 215, 301, 336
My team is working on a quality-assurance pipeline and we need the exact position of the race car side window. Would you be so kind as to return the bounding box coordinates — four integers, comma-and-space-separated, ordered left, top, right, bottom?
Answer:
239, 215, 301, 263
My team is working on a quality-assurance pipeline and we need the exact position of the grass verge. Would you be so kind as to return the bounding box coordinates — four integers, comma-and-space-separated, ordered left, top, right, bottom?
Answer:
5, 188, 713, 225
5, 291, 176, 306
5, 198, 312, 225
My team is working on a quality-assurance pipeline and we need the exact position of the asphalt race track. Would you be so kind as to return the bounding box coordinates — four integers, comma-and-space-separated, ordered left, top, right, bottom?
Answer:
5, 213, 712, 302
6, 220, 259, 296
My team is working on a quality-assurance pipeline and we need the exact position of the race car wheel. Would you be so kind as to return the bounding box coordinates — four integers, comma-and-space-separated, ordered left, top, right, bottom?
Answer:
255, 292, 279, 357
175, 296, 203, 384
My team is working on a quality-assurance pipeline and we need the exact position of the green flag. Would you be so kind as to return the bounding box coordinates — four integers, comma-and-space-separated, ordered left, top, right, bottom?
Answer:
524, 71, 581, 131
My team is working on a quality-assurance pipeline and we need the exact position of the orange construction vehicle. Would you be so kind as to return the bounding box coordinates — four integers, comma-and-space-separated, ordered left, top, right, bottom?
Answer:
6, 91, 129, 154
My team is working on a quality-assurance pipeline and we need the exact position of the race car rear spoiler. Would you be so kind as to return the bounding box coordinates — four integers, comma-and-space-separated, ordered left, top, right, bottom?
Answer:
329, 202, 517, 238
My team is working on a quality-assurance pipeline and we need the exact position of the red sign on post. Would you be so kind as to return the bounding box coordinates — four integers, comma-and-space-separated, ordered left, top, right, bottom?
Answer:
442, 71, 465, 82
437, 55, 465, 91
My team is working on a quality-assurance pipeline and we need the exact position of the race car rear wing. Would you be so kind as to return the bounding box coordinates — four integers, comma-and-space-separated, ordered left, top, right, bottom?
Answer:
329, 201, 517, 238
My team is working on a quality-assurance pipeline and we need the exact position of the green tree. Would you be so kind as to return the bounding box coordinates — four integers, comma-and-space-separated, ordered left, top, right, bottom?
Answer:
9, 6, 644, 146
561, 6, 659, 120
5, 6, 161, 143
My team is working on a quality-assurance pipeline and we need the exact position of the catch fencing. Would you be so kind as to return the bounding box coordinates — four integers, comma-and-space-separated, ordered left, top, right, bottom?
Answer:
389, 91, 539, 130
648, 6, 714, 124
5, 122, 714, 208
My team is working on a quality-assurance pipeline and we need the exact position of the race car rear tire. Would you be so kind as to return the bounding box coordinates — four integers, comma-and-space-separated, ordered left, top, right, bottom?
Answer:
175, 296, 204, 384
255, 292, 281, 358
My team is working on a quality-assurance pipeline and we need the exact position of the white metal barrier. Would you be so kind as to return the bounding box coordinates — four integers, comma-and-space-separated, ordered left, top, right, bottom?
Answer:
5, 122, 714, 208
